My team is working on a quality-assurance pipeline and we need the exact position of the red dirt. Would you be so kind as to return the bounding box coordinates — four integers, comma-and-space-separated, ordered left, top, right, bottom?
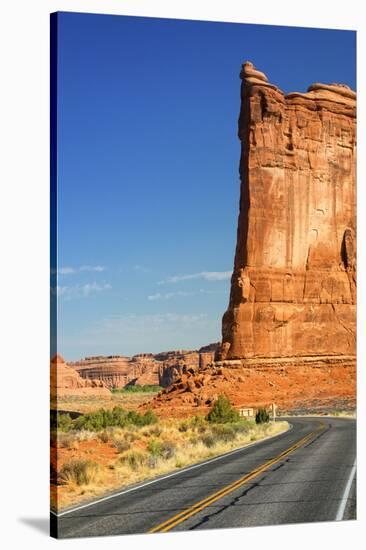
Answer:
147, 358, 356, 418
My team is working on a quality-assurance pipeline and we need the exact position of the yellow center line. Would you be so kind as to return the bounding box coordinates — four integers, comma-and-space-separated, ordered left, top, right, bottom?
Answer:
149, 422, 325, 533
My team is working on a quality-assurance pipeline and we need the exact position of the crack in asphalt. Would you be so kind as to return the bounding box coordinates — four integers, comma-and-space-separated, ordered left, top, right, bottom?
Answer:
303, 424, 332, 447
187, 458, 292, 530
189, 481, 262, 530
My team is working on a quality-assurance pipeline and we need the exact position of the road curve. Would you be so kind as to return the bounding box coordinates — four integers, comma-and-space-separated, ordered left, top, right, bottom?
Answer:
53, 417, 356, 538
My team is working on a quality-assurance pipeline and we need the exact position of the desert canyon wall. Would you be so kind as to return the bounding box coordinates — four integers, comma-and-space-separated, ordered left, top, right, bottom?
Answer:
50, 354, 111, 398
219, 62, 356, 364
69, 344, 219, 389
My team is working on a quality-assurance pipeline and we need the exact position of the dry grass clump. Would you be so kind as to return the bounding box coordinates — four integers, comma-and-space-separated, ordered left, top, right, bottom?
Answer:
160, 440, 176, 460
119, 450, 147, 471
74, 430, 97, 442
112, 436, 131, 453
97, 431, 110, 443
57, 432, 79, 450
59, 460, 99, 486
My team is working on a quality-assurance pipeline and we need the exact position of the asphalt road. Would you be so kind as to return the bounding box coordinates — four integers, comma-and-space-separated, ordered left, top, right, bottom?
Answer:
53, 417, 356, 538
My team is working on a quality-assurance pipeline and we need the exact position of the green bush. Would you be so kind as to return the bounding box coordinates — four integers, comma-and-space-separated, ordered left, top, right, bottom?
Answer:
147, 439, 162, 457
127, 409, 158, 427
56, 413, 74, 432
206, 395, 240, 424
112, 385, 162, 393
71, 406, 158, 431
255, 408, 270, 424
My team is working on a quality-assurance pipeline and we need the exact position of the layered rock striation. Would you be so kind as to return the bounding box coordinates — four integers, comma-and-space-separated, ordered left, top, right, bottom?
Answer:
50, 354, 111, 398
219, 62, 356, 363
70, 344, 220, 389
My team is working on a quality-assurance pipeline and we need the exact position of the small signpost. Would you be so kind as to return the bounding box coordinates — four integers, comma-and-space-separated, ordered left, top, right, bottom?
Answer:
271, 402, 277, 421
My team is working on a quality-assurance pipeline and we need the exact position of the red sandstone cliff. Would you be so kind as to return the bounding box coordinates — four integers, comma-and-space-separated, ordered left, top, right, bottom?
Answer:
149, 63, 356, 417
50, 354, 111, 398
219, 62, 356, 362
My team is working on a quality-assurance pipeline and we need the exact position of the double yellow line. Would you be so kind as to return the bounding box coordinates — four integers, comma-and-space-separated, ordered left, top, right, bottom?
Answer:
149, 422, 325, 533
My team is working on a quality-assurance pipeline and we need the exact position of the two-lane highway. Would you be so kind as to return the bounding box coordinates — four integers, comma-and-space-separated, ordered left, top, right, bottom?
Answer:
53, 417, 356, 538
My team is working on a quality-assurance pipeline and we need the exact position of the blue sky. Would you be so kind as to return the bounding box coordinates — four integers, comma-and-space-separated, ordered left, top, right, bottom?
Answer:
56, 12, 356, 360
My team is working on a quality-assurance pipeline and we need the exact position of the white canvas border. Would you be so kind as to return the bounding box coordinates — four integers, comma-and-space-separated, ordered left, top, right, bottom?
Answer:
1, 1, 364, 548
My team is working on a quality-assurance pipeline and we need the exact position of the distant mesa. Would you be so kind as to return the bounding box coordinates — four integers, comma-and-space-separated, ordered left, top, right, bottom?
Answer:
50, 354, 111, 398
65, 343, 220, 390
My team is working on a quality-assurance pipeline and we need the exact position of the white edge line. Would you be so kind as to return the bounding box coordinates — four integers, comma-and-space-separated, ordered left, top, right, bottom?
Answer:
335, 457, 357, 521
51, 421, 293, 518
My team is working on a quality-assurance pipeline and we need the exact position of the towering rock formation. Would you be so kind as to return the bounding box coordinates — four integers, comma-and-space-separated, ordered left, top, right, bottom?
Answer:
149, 64, 356, 417
219, 62, 356, 364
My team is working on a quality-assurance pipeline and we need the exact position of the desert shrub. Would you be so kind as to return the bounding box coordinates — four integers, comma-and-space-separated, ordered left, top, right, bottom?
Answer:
200, 434, 216, 448
112, 437, 131, 453
56, 413, 74, 432
59, 460, 99, 486
148, 426, 162, 437
255, 408, 270, 424
98, 431, 110, 443
73, 409, 113, 431
58, 432, 79, 449
212, 424, 237, 443
112, 385, 162, 393
231, 419, 251, 433
160, 440, 176, 460
147, 455, 159, 469
72, 407, 158, 431
139, 409, 158, 426
147, 439, 162, 457
124, 431, 138, 443
120, 450, 146, 470
206, 395, 240, 424
190, 415, 207, 433
126, 409, 158, 427
178, 421, 189, 433
75, 430, 95, 442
